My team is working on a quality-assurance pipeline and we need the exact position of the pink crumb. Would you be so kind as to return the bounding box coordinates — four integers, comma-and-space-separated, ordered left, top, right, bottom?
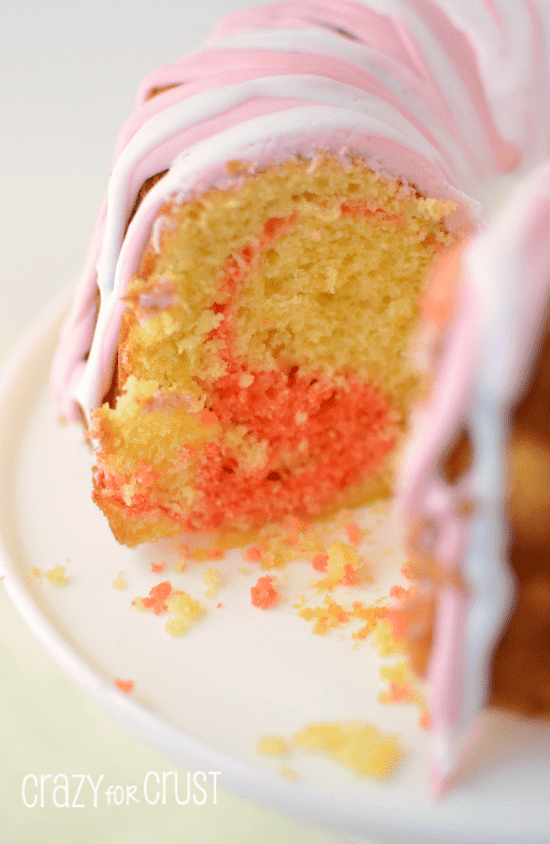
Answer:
381, 605, 408, 640
115, 679, 135, 694
312, 553, 328, 571
151, 562, 165, 573
250, 575, 278, 609
389, 584, 410, 600
343, 563, 357, 585
419, 711, 432, 731
141, 580, 173, 614
388, 682, 415, 703
344, 522, 362, 545
216, 602, 223, 608
245, 545, 264, 562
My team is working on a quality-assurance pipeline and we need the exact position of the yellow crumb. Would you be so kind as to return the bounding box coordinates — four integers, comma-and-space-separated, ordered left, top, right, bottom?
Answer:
256, 735, 291, 758
299, 596, 384, 638
379, 659, 425, 710
299, 596, 351, 635
351, 603, 386, 641
203, 567, 221, 598
132, 596, 148, 611
381, 660, 409, 686
165, 590, 203, 637
294, 721, 403, 779
372, 618, 407, 656
165, 617, 194, 637
191, 548, 224, 563
315, 541, 362, 590
111, 571, 126, 590
44, 565, 70, 586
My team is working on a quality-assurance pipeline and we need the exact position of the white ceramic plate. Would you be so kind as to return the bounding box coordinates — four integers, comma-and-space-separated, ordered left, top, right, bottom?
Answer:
1, 292, 549, 844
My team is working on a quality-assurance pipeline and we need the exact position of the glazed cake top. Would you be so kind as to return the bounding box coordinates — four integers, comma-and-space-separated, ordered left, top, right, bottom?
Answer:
52, 0, 550, 425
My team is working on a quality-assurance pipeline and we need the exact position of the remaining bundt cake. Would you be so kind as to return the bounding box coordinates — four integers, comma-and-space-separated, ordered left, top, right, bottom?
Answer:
397, 161, 550, 793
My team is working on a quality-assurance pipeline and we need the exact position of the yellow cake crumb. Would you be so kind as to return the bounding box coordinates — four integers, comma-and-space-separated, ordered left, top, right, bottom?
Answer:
112, 570, 126, 590
256, 735, 291, 758
372, 618, 407, 656
379, 659, 425, 711
203, 567, 220, 598
191, 547, 225, 563
44, 565, 70, 586
165, 590, 203, 637
298, 596, 351, 634
298, 595, 384, 637
294, 721, 403, 779
315, 540, 363, 590
351, 602, 387, 641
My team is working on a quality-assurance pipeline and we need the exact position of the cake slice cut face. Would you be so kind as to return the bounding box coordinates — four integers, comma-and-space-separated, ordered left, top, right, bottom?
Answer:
90, 155, 455, 546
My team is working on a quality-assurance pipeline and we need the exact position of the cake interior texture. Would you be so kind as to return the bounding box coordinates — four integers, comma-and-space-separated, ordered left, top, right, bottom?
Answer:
90, 155, 455, 546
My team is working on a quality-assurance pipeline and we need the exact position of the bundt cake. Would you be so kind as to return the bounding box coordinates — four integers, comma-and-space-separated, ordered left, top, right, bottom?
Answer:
51, 0, 550, 794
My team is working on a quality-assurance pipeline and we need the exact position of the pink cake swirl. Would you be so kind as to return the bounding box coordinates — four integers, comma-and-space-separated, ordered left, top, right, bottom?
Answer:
51, 0, 550, 794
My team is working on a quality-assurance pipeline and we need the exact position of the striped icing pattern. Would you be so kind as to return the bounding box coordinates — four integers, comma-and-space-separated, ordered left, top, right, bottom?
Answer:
52, 1, 549, 422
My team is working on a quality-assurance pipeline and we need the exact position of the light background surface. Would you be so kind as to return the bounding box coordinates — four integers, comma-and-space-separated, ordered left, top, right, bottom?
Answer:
1, 1, 363, 841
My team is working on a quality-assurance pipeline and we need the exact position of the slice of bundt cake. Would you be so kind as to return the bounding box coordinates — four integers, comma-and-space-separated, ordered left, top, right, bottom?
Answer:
91, 154, 455, 545
53, 0, 491, 547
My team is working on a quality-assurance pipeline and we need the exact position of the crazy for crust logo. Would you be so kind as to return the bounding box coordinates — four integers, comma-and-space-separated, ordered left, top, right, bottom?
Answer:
22, 771, 221, 808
